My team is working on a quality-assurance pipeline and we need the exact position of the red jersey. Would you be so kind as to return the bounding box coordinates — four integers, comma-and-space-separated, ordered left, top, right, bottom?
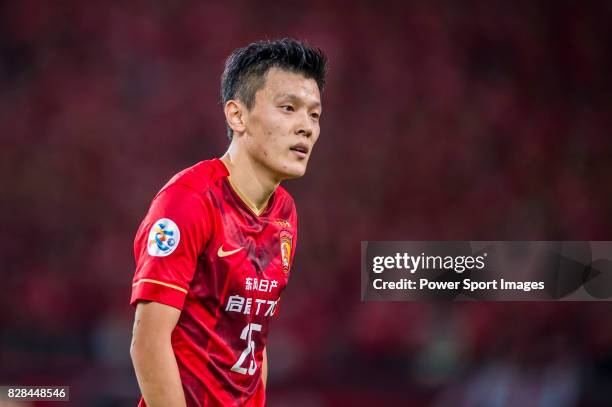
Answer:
130, 159, 297, 406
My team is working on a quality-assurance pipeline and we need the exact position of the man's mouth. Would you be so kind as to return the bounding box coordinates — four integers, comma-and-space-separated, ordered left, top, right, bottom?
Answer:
290, 143, 309, 158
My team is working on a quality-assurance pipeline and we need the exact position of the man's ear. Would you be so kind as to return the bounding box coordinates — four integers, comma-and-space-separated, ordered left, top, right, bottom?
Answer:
224, 100, 247, 136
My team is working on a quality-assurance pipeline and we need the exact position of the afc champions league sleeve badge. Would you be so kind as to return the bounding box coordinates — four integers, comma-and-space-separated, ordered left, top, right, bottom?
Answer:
279, 230, 292, 274
147, 218, 181, 257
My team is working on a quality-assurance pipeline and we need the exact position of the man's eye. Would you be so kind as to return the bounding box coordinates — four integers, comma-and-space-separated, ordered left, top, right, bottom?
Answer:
311, 113, 320, 120
280, 105, 294, 112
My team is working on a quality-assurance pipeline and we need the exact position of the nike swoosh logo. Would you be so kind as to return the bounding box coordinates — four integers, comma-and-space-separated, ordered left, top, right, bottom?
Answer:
217, 245, 243, 258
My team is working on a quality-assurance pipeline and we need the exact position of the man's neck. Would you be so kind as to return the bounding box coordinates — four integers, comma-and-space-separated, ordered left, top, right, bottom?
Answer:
220, 147, 280, 216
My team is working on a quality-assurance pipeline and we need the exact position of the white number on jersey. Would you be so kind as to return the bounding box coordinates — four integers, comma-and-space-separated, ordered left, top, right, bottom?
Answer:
231, 323, 262, 375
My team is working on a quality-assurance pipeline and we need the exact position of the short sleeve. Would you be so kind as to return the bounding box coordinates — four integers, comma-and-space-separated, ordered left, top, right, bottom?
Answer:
130, 184, 211, 310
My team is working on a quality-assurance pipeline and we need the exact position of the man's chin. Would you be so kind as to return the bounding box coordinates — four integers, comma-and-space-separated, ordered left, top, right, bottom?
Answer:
278, 163, 307, 180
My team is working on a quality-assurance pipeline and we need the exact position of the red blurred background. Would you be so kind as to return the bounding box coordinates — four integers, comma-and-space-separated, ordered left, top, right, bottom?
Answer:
1, 1, 612, 406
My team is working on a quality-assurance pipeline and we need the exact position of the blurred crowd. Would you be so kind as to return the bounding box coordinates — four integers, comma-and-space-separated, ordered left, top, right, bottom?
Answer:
1, 0, 612, 405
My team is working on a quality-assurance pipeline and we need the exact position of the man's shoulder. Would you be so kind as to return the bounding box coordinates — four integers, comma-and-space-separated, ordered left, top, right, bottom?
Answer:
274, 185, 296, 207
272, 185, 297, 224
158, 159, 228, 198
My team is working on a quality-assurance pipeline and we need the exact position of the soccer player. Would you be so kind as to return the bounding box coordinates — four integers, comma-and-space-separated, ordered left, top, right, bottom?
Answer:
129, 38, 327, 406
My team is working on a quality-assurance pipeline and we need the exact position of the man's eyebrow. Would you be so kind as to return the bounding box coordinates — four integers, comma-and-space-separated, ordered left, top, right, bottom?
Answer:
275, 93, 321, 108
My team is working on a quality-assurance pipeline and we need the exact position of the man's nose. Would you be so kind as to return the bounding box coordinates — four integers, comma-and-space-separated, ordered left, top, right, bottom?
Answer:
296, 111, 313, 137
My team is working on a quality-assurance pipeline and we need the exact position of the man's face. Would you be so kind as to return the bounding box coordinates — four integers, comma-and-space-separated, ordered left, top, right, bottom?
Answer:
241, 67, 322, 180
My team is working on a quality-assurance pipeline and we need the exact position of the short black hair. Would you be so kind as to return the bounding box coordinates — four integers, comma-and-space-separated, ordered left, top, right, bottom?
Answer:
221, 38, 328, 139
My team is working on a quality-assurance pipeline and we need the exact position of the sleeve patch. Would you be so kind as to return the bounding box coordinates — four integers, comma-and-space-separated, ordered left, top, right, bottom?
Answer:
147, 218, 181, 257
